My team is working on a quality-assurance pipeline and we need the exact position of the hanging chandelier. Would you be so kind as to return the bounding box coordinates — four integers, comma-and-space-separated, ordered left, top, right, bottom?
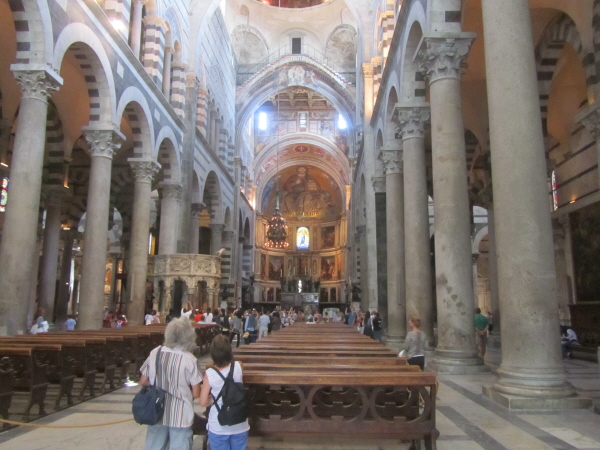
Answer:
265, 90, 289, 248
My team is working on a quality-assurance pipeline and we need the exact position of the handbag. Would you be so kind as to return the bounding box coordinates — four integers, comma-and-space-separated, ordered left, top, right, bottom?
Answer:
132, 346, 166, 425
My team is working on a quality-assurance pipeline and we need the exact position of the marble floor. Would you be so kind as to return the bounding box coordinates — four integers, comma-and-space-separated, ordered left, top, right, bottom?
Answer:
0, 357, 598, 450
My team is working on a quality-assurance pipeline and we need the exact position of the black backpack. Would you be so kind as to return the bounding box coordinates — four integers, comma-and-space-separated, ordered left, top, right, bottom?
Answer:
210, 362, 248, 426
132, 346, 166, 425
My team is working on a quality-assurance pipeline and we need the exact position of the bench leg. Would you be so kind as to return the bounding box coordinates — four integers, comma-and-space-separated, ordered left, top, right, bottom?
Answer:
80, 370, 97, 400
101, 365, 117, 394
118, 361, 130, 386
26, 383, 49, 416
56, 375, 76, 408
0, 392, 13, 428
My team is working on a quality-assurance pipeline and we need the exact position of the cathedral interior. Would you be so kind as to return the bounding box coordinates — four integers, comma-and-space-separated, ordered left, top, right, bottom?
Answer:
0, 0, 599, 448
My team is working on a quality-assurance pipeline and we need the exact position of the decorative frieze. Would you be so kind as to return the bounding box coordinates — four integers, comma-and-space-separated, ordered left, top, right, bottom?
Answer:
419, 36, 474, 82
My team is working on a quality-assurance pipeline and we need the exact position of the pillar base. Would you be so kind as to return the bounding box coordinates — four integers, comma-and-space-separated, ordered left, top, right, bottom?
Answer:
429, 349, 489, 374
482, 385, 592, 411
493, 364, 576, 399
384, 334, 404, 352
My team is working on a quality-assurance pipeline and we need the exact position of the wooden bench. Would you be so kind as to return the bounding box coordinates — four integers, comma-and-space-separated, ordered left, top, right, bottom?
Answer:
0, 347, 49, 418
229, 323, 438, 449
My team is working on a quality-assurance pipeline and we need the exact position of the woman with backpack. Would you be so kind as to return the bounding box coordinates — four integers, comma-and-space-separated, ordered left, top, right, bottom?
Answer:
200, 335, 249, 450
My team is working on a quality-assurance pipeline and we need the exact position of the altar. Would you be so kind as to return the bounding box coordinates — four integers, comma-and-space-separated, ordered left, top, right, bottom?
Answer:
281, 292, 319, 311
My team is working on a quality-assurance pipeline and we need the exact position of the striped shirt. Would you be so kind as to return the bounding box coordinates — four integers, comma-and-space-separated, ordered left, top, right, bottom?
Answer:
140, 346, 203, 428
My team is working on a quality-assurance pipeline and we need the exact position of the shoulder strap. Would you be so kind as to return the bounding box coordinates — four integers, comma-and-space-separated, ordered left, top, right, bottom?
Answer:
153, 346, 162, 386
210, 363, 234, 411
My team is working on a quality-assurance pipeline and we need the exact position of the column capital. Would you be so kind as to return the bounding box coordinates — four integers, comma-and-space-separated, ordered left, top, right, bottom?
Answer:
82, 127, 125, 159
395, 103, 430, 140
371, 176, 386, 193
42, 186, 69, 208
210, 223, 226, 233
129, 158, 160, 183
159, 182, 182, 200
380, 149, 403, 174
132, 0, 146, 5
143, 16, 167, 29
186, 73, 200, 90
576, 103, 600, 140
191, 202, 207, 218
419, 34, 475, 83
171, 61, 187, 71
362, 63, 374, 78
12, 68, 62, 102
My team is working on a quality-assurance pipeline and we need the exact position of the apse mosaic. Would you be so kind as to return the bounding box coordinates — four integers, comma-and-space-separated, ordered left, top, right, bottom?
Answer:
261, 165, 342, 221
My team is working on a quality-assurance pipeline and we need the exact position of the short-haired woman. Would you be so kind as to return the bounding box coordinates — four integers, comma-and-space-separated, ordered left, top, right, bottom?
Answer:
139, 318, 203, 450
200, 335, 249, 450
403, 316, 426, 370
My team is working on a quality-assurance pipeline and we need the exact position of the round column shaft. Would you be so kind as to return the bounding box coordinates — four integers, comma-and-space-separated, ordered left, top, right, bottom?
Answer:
78, 129, 124, 330
189, 203, 205, 254
130, 0, 145, 58
397, 104, 434, 345
420, 36, 481, 372
0, 70, 61, 335
127, 159, 160, 324
210, 224, 225, 254
382, 149, 406, 346
158, 182, 181, 255
482, 0, 573, 397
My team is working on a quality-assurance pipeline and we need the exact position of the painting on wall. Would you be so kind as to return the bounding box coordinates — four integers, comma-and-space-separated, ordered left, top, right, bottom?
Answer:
269, 256, 284, 281
571, 202, 600, 302
321, 226, 335, 249
321, 256, 338, 281
260, 253, 267, 280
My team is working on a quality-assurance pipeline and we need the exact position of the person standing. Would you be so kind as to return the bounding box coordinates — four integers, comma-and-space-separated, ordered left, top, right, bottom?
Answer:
347, 307, 357, 327
230, 310, 243, 348
487, 311, 493, 334
271, 311, 282, 332
65, 315, 77, 331
258, 311, 270, 339
403, 316, 427, 370
199, 335, 249, 450
140, 319, 203, 450
205, 308, 213, 324
363, 311, 374, 338
372, 311, 383, 342
474, 307, 489, 360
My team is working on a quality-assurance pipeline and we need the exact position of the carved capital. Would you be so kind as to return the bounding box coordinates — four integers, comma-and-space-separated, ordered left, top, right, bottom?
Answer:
362, 63, 373, 78
42, 187, 69, 209
395, 104, 430, 140
577, 103, 600, 141
159, 182, 182, 200
83, 128, 125, 159
210, 223, 226, 234
381, 149, 403, 174
129, 158, 160, 183
354, 225, 366, 243
419, 36, 474, 83
13, 69, 61, 102
186, 73, 199, 90
191, 202, 207, 218
371, 176, 386, 193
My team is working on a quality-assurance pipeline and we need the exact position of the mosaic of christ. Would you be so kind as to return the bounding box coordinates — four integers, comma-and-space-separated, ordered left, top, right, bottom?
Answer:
262, 165, 342, 221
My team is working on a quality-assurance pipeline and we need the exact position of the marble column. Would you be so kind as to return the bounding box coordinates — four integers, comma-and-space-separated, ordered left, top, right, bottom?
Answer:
0, 118, 12, 166
420, 35, 482, 372
130, 0, 145, 59
486, 206, 501, 334
127, 159, 160, 324
158, 182, 181, 255
356, 225, 368, 311
78, 128, 124, 330
55, 229, 77, 325
188, 203, 205, 254
481, 0, 575, 400
162, 47, 173, 98
0, 69, 61, 336
381, 148, 406, 346
38, 188, 68, 322
210, 224, 225, 254
396, 104, 434, 345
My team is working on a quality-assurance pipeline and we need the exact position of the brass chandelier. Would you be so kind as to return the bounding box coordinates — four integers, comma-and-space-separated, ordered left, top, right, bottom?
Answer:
265, 91, 289, 249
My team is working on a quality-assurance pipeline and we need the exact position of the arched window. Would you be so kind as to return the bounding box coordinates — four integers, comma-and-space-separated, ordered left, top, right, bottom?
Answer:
297, 226, 309, 250
0, 177, 8, 212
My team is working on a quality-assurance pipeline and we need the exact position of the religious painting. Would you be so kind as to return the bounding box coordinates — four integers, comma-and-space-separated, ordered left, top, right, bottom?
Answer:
297, 227, 309, 250
260, 253, 267, 280
296, 256, 309, 277
269, 256, 284, 281
321, 256, 337, 281
321, 226, 335, 249
337, 254, 342, 279
571, 202, 600, 302
261, 165, 342, 221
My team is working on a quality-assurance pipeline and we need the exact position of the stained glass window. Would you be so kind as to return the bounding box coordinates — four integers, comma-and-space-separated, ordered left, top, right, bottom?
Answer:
296, 226, 309, 250
551, 170, 558, 211
0, 177, 8, 212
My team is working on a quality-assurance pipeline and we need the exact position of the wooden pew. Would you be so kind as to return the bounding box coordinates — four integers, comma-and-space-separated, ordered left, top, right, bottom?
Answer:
0, 347, 49, 417
0, 356, 14, 427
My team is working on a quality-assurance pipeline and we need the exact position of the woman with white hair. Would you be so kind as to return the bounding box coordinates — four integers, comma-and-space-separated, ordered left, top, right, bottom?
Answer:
139, 318, 203, 450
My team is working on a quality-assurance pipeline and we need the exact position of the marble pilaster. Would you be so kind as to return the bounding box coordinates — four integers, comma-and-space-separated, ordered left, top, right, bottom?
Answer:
78, 128, 124, 330
127, 159, 160, 324
396, 104, 434, 345
381, 148, 406, 346
162, 47, 173, 98
0, 69, 61, 336
481, 0, 578, 403
419, 35, 482, 372
158, 182, 181, 255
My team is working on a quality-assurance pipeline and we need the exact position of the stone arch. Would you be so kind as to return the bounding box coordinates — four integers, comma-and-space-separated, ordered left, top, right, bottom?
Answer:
202, 171, 223, 224
325, 25, 357, 71
119, 101, 154, 159
191, 169, 201, 203
399, 16, 426, 102
8, 0, 53, 66
472, 224, 489, 254
155, 135, 181, 184
54, 23, 118, 127
243, 217, 251, 242
164, 7, 184, 60
44, 100, 66, 187
384, 85, 399, 142
231, 25, 269, 66
536, 13, 597, 135
117, 87, 156, 150
224, 207, 232, 230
